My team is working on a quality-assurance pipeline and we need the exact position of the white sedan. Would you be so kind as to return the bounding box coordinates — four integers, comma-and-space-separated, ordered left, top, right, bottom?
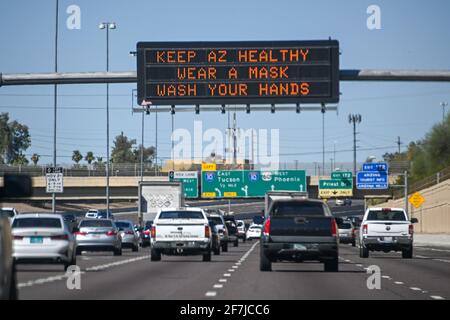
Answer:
11, 213, 77, 270
246, 224, 262, 240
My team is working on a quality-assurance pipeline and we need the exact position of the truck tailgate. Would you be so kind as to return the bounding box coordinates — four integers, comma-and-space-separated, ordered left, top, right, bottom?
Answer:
366, 221, 410, 237
155, 220, 206, 241
269, 216, 335, 243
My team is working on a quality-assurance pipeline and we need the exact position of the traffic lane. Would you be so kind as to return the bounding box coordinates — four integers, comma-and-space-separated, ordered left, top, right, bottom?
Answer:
16, 247, 146, 287
339, 244, 449, 299
18, 241, 255, 300
214, 242, 432, 300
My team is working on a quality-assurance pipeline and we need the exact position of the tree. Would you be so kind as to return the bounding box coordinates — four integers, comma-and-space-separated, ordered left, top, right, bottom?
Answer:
85, 151, 95, 164
11, 153, 28, 165
133, 145, 156, 164
31, 153, 40, 165
0, 113, 31, 164
72, 150, 83, 165
111, 132, 136, 163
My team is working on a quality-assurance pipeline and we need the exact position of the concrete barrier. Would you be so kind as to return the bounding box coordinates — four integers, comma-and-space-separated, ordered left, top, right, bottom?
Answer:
376, 180, 450, 234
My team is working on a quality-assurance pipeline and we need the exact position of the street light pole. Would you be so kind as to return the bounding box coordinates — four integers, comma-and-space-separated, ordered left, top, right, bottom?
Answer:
52, 0, 59, 213
99, 22, 116, 218
321, 104, 326, 176
348, 114, 362, 175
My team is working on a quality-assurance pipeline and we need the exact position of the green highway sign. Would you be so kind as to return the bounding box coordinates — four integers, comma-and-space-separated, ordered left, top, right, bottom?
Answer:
331, 171, 352, 181
169, 171, 199, 198
319, 179, 352, 189
201, 170, 307, 198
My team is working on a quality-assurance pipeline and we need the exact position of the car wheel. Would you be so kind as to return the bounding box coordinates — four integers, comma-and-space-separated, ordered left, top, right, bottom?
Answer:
242, 236, 246, 243
203, 250, 212, 262
132, 244, 139, 252
75, 248, 82, 256
151, 248, 161, 261
324, 258, 339, 272
234, 239, 239, 247
260, 250, 272, 272
402, 246, 413, 259
9, 263, 18, 300
114, 247, 122, 256
213, 245, 220, 255
352, 239, 356, 247
360, 245, 369, 258
221, 242, 228, 252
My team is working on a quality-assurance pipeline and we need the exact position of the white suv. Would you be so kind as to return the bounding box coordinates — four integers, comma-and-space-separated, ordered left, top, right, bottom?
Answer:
359, 207, 418, 259
85, 209, 99, 219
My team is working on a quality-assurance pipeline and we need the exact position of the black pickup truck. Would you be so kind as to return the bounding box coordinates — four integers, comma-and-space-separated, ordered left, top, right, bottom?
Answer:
260, 198, 339, 272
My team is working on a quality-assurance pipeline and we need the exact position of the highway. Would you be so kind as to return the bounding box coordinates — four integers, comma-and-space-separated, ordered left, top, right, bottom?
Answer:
15, 200, 449, 300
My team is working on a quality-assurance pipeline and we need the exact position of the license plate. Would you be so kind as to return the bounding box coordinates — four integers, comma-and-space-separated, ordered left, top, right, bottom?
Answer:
293, 244, 307, 251
382, 237, 393, 242
30, 236, 43, 244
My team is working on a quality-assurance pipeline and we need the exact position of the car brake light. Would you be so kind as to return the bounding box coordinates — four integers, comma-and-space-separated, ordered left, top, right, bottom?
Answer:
205, 225, 211, 238
363, 224, 368, 235
143, 230, 150, 235
51, 234, 68, 240
409, 224, 414, 235
263, 218, 271, 237
331, 219, 337, 237
125, 230, 134, 235
75, 231, 87, 236
13, 235, 23, 240
151, 226, 156, 239
106, 230, 117, 236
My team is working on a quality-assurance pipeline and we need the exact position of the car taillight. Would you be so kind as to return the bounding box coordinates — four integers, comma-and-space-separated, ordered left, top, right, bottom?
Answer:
151, 226, 156, 239
51, 234, 68, 240
106, 230, 117, 236
205, 225, 211, 238
263, 218, 271, 237
13, 235, 23, 240
143, 230, 150, 235
75, 231, 87, 236
125, 230, 134, 235
363, 224, 368, 235
409, 224, 414, 235
331, 219, 337, 237
352, 228, 356, 237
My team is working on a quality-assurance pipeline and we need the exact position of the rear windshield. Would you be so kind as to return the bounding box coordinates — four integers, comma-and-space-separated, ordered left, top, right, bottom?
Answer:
0, 209, 15, 218
367, 210, 407, 221
80, 220, 113, 227
338, 222, 352, 229
271, 202, 325, 216
12, 218, 62, 229
159, 211, 204, 219
250, 226, 261, 230
253, 216, 264, 225
208, 217, 224, 225
115, 222, 132, 229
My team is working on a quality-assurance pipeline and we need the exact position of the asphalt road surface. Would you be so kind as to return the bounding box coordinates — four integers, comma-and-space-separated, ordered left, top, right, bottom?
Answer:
16, 200, 448, 300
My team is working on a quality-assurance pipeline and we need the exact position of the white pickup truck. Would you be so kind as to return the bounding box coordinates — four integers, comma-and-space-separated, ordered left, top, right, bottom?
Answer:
150, 208, 212, 262
359, 207, 418, 259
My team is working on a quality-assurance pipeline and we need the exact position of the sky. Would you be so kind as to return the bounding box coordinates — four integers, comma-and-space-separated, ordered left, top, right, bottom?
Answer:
0, 0, 450, 171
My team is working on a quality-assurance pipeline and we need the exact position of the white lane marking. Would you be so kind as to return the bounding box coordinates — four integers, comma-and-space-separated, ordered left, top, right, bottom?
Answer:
219, 279, 227, 283
433, 259, 450, 264
415, 255, 429, 259
228, 269, 235, 272
213, 284, 223, 289
410, 287, 422, 291
224, 273, 231, 277
416, 247, 450, 253
431, 296, 445, 300
205, 291, 217, 297
394, 281, 404, 285
356, 264, 363, 267
232, 265, 239, 269
18, 255, 150, 289
382, 276, 391, 279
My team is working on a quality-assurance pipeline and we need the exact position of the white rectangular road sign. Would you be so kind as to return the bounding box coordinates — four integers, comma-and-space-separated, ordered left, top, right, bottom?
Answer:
46, 172, 64, 193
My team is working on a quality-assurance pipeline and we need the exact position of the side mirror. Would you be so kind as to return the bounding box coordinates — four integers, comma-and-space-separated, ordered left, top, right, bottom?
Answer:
411, 218, 419, 224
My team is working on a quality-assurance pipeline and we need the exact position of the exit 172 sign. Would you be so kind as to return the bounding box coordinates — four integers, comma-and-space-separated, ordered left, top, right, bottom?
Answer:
201, 170, 306, 198
169, 171, 199, 198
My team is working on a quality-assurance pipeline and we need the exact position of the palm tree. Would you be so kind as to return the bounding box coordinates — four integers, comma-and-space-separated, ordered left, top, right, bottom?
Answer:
31, 153, 40, 166
85, 151, 95, 164
72, 150, 83, 167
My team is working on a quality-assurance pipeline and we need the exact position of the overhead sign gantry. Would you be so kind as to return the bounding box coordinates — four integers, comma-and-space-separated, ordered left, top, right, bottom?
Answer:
136, 40, 340, 106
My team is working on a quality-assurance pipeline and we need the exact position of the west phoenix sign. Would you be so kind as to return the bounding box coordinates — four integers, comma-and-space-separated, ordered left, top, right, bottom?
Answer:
137, 40, 340, 105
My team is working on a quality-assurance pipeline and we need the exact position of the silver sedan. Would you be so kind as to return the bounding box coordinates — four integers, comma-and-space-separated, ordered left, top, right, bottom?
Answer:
115, 220, 139, 252
11, 213, 77, 271
75, 219, 122, 256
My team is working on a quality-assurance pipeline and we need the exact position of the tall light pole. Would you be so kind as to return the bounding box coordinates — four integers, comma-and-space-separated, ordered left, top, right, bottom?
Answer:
99, 22, 116, 218
321, 104, 326, 176
348, 114, 362, 175
441, 102, 448, 122
52, 0, 59, 213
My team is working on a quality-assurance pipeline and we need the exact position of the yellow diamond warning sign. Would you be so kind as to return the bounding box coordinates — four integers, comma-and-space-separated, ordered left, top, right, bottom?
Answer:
409, 192, 425, 209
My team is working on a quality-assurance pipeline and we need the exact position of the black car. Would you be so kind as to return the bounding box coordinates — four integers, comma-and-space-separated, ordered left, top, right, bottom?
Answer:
208, 220, 221, 255
140, 220, 153, 247
223, 216, 239, 247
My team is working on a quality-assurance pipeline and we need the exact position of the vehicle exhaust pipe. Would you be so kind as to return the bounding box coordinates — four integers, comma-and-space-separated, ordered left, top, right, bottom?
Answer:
176, 248, 183, 254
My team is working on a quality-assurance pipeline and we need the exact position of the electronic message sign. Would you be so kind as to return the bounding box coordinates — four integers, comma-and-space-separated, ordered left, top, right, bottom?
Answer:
137, 40, 340, 105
